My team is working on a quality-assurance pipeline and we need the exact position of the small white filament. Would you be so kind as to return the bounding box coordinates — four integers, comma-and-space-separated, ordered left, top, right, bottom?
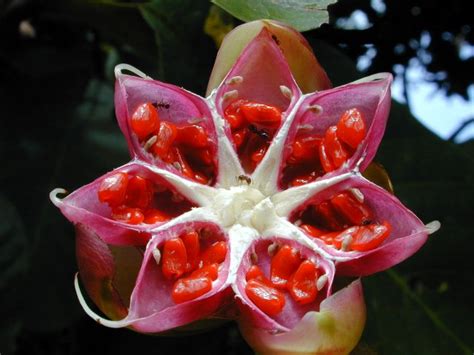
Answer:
152, 249, 161, 265
349, 188, 364, 203
425, 220, 441, 235
225, 76, 243, 85
341, 235, 353, 251
280, 85, 293, 100
267, 242, 278, 256
307, 104, 323, 114
144, 135, 157, 151
222, 90, 238, 101
188, 117, 204, 124
317, 274, 328, 290
251, 252, 259, 263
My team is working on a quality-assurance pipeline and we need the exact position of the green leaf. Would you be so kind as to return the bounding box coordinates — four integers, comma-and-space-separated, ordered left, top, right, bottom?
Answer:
138, 0, 215, 93
211, 0, 337, 31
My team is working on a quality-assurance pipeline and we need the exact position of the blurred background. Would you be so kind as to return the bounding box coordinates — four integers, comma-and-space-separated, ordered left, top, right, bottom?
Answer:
0, 0, 472, 354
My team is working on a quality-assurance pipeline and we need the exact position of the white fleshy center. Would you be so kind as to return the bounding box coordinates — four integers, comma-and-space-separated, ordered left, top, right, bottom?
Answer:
211, 185, 266, 229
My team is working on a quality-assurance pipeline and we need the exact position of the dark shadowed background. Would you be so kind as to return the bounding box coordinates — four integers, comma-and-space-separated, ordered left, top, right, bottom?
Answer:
0, 1, 473, 354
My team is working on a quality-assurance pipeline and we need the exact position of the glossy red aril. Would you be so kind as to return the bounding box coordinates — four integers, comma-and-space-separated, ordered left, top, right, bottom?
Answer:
331, 192, 372, 226
318, 140, 335, 173
299, 190, 393, 252
270, 245, 301, 288
152, 121, 178, 160
171, 147, 209, 184
190, 263, 219, 281
289, 136, 322, 164
201, 241, 227, 266
300, 224, 326, 238
182, 231, 200, 272
314, 201, 345, 230
245, 265, 266, 282
143, 209, 170, 224
283, 108, 368, 187
111, 206, 144, 224
245, 248, 323, 314
98, 172, 129, 207
351, 221, 391, 251
245, 278, 286, 316
324, 126, 349, 169
172, 276, 212, 304
240, 102, 282, 128
336, 108, 366, 149
288, 260, 318, 305
131, 102, 160, 141
176, 125, 209, 148
224, 100, 282, 172
224, 99, 248, 129
124, 175, 153, 209
162, 238, 188, 280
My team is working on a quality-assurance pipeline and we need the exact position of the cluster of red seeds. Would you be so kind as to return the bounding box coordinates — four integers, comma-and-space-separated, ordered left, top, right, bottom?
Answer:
224, 100, 282, 172
97, 171, 191, 225
283, 108, 367, 187
299, 190, 391, 251
245, 245, 323, 316
131, 102, 215, 184
157, 231, 227, 304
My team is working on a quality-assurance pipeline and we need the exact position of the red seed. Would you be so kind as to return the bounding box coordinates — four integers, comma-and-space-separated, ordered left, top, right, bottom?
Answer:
336, 108, 366, 149
289, 170, 318, 187
300, 224, 327, 238
270, 245, 301, 289
318, 140, 335, 173
245, 265, 266, 281
191, 263, 218, 281
240, 102, 282, 128
176, 125, 209, 148
152, 121, 177, 159
201, 241, 227, 266
143, 209, 170, 224
162, 238, 188, 280
98, 172, 129, 207
171, 147, 209, 184
224, 99, 248, 130
331, 226, 360, 249
313, 201, 346, 231
232, 128, 248, 149
171, 276, 212, 304
290, 136, 322, 164
330, 192, 372, 226
181, 231, 200, 272
288, 260, 318, 305
251, 145, 267, 163
131, 102, 160, 141
192, 148, 213, 166
111, 206, 144, 224
351, 221, 391, 251
324, 126, 349, 169
318, 232, 339, 245
124, 175, 153, 209
245, 278, 285, 316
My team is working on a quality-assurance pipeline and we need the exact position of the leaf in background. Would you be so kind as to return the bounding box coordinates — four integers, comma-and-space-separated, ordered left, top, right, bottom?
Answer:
138, 0, 215, 94
211, 0, 337, 32
204, 5, 234, 47
0, 195, 28, 354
